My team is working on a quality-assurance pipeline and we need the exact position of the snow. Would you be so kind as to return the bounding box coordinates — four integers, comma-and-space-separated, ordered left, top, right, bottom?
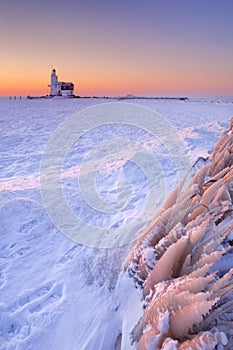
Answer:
0, 96, 233, 350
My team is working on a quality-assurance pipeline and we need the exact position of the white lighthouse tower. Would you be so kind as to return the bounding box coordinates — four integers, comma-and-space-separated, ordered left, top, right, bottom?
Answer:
50, 68, 58, 96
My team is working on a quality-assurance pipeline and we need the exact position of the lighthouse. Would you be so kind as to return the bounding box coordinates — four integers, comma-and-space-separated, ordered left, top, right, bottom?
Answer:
50, 69, 58, 96
49, 68, 74, 97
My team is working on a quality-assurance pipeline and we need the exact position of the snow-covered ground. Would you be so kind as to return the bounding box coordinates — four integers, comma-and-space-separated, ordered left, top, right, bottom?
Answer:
0, 97, 233, 350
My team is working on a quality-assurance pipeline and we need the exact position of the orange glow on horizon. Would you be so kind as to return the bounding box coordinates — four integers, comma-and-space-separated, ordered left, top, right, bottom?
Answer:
0, 55, 232, 97
1, 76, 232, 98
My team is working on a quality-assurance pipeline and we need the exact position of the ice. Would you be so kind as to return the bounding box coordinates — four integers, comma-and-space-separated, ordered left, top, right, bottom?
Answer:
0, 96, 233, 349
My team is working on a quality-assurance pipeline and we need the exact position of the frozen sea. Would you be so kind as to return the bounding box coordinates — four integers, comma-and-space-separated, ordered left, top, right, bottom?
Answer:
0, 96, 233, 350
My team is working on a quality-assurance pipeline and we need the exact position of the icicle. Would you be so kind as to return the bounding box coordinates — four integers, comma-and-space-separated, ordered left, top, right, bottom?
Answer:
163, 177, 187, 210
143, 237, 189, 296
170, 298, 220, 338
191, 164, 209, 193
178, 329, 228, 350
208, 268, 233, 293
154, 223, 185, 260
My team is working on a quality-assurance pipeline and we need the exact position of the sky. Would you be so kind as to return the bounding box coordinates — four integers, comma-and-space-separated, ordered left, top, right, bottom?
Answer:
0, 0, 233, 97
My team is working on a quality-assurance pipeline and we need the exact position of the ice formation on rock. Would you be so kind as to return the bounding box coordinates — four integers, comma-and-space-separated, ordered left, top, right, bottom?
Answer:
127, 120, 233, 349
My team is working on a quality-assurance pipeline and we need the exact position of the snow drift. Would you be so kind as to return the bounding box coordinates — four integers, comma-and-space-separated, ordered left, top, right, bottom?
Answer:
126, 119, 233, 349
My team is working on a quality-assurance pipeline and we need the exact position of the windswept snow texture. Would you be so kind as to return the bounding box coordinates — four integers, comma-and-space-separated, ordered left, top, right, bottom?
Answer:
0, 97, 233, 350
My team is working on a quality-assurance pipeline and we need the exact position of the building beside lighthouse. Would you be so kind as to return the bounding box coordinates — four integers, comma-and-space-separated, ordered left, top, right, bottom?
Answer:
49, 69, 74, 97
